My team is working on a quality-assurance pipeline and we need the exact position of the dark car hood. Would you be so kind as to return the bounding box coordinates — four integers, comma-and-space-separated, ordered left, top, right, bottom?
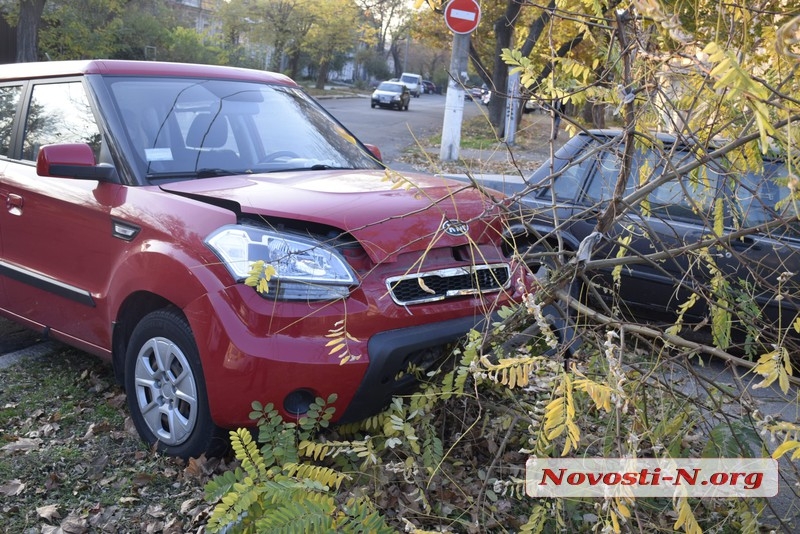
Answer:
160, 169, 504, 263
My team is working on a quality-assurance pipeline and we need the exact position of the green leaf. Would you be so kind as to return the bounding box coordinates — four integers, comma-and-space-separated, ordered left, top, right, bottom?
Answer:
702, 420, 761, 458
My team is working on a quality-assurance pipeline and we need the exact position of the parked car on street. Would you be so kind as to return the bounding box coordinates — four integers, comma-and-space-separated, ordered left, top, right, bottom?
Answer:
0, 60, 528, 458
371, 81, 410, 110
399, 73, 423, 97
465, 130, 797, 350
422, 80, 438, 94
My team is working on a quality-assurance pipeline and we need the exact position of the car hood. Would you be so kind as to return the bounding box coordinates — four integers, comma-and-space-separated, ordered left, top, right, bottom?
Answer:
160, 169, 504, 263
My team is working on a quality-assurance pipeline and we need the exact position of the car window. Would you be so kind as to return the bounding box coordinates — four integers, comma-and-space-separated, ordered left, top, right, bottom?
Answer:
0, 85, 22, 158
732, 160, 798, 235
105, 77, 379, 179
646, 151, 719, 221
548, 153, 594, 201
22, 81, 101, 162
583, 147, 635, 203
377, 83, 403, 92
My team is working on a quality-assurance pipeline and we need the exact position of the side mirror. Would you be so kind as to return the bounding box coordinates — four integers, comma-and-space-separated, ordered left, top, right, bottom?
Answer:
36, 143, 118, 182
363, 143, 382, 163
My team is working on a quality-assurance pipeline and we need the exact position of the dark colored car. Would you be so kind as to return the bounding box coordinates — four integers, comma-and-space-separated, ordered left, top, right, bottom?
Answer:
0, 60, 528, 458
468, 130, 796, 349
371, 81, 410, 110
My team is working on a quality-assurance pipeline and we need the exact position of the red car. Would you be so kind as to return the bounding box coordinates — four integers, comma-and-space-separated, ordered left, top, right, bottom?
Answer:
0, 60, 529, 458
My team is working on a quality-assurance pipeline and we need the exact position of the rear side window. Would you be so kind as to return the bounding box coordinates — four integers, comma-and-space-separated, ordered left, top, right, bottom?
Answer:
0, 85, 22, 157
22, 81, 101, 162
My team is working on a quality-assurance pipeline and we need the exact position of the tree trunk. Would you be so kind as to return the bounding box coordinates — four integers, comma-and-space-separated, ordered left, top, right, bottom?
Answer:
485, 1, 523, 135
315, 59, 329, 90
16, 0, 47, 62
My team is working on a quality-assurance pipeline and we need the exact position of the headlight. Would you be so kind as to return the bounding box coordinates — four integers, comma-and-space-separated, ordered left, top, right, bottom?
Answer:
205, 224, 357, 301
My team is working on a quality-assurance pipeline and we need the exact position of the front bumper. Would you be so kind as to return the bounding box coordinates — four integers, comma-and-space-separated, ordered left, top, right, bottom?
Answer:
185, 273, 525, 429
338, 313, 493, 423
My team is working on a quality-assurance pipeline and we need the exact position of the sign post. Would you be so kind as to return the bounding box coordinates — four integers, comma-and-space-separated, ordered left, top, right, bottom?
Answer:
440, 0, 481, 162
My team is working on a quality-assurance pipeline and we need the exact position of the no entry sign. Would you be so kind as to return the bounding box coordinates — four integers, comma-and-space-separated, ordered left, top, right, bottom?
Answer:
444, 0, 481, 35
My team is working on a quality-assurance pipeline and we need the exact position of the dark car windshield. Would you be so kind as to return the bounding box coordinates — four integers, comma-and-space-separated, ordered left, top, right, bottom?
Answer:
376, 82, 404, 93
103, 77, 382, 182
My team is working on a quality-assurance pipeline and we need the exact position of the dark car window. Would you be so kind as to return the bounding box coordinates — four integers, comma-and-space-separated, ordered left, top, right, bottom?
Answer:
646, 151, 720, 222
0, 85, 22, 158
22, 81, 101, 162
583, 147, 635, 203
550, 152, 594, 201
732, 160, 797, 235
377, 82, 405, 93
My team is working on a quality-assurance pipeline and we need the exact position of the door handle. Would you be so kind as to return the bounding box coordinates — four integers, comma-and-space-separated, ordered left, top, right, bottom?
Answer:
6, 193, 23, 216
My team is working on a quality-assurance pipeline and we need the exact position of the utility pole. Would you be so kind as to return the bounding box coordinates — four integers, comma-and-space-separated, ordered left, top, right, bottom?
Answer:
439, 0, 482, 162
440, 33, 469, 162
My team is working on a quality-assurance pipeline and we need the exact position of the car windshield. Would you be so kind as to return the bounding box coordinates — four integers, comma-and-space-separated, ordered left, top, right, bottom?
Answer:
377, 82, 403, 92
104, 76, 381, 182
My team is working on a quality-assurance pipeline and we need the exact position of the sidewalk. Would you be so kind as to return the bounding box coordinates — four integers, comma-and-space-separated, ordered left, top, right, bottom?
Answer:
393, 112, 566, 186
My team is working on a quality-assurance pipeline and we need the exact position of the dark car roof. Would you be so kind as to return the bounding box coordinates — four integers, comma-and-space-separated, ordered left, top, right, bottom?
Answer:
0, 59, 298, 86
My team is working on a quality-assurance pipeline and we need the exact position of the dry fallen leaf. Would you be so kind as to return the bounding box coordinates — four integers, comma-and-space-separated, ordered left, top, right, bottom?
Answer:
59, 513, 89, 533
1, 437, 42, 453
36, 503, 61, 522
0, 478, 25, 496
184, 454, 209, 481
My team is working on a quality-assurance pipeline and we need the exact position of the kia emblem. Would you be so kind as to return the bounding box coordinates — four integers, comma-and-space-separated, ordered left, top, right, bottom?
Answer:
442, 219, 469, 236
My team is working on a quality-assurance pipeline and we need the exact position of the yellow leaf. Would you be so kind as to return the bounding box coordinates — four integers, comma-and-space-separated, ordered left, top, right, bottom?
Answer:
328, 343, 346, 355
771, 440, 800, 459
618, 503, 631, 518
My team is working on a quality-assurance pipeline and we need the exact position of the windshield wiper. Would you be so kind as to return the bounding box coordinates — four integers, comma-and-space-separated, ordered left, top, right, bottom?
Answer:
195, 168, 239, 177
146, 168, 241, 182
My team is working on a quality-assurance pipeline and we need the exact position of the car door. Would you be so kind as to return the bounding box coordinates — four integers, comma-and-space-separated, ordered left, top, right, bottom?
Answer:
715, 160, 800, 337
0, 82, 26, 311
0, 78, 124, 351
579, 143, 715, 323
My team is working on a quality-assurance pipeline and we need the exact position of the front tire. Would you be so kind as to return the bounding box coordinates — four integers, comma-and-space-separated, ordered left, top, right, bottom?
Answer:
124, 308, 228, 459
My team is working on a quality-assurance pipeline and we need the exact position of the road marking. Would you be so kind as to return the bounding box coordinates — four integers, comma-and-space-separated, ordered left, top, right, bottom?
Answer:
451, 9, 476, 21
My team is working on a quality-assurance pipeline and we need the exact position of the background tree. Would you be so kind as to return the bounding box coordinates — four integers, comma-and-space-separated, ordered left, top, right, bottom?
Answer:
302, 0, 365, 89
112, 1, 174, 61
38, 0, 126, 59
2, 0, 48, 62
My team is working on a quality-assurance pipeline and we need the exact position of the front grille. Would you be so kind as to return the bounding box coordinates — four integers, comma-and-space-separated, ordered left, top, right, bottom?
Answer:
386, 264, 511, 305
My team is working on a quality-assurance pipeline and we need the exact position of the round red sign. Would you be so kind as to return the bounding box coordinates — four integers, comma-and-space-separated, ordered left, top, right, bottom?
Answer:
444, 0, 481, 35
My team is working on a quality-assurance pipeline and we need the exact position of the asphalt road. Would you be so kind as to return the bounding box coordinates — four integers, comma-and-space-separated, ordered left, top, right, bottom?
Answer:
320, 92, 485, 168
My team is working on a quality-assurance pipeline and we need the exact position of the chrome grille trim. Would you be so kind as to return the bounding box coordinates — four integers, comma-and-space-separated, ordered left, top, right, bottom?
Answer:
386, 263, 511, 305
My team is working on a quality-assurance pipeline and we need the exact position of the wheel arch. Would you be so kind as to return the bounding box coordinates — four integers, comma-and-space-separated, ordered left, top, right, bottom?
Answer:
111, 292, 181, 386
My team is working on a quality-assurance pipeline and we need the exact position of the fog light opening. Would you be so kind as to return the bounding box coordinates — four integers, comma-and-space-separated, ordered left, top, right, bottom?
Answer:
283, 389, 315, 417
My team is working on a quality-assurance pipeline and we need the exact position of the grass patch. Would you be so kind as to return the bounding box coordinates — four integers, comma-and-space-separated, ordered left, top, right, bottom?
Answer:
0, 348, 214, 532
